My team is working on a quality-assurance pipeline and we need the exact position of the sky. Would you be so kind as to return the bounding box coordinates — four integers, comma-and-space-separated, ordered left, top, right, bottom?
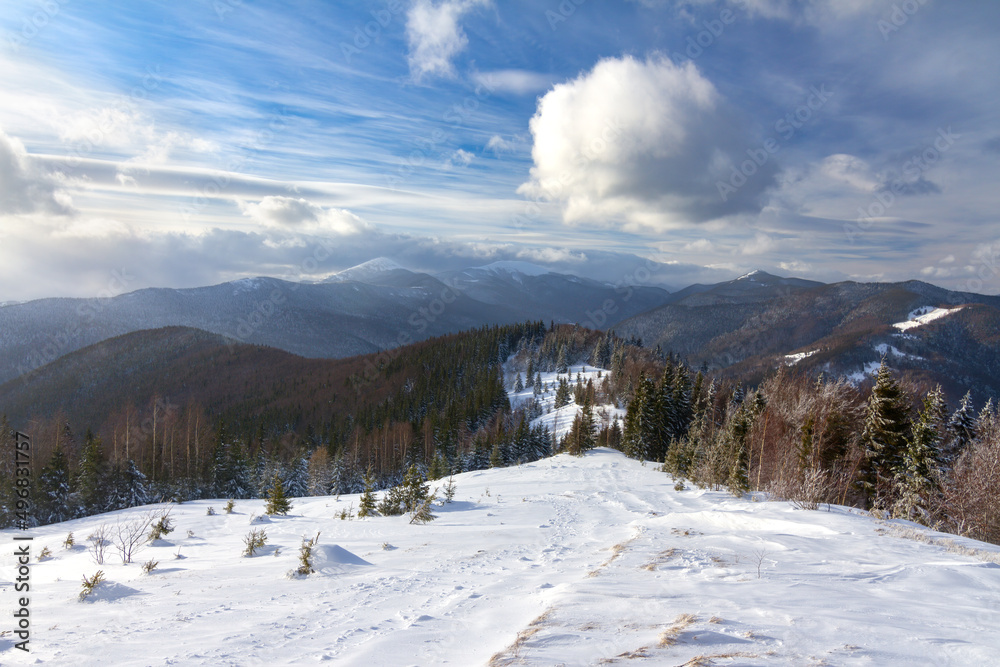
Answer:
1, 0, 998, 301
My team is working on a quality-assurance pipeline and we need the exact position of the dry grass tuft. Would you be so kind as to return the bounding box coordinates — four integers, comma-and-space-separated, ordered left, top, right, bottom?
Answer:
487, 608, 555, 666
657, 613, 698, 648
641, 547, 677, 571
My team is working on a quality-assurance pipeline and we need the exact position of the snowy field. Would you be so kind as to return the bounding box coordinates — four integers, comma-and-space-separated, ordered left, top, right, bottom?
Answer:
3, 448, 1000, 666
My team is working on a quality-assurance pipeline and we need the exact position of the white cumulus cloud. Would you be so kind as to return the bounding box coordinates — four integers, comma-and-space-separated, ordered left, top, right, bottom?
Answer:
518, 54, 777, 231
405, 0, 490, 81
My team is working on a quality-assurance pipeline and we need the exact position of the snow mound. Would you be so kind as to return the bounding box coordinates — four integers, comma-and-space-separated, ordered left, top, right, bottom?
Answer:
313, 544, 373, 570
79, 581, 144, 604
892, 306, 962, 331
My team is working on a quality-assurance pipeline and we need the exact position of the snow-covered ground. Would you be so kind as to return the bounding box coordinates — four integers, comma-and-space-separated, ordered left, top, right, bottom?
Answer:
845, 359, 882, 385
892, 306, 963, 331
783, 350, 818, 365
508, 364, 625, 441
3, 449, 1000, 666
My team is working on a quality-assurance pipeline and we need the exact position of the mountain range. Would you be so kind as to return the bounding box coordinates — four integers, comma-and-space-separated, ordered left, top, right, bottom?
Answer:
2, 261, 999, 414
0, 258, 668, 386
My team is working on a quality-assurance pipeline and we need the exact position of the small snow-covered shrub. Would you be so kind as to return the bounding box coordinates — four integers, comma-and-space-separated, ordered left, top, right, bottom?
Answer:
147, 511, 174, 541
79, 570, 105, 601
243, 528, 267, 557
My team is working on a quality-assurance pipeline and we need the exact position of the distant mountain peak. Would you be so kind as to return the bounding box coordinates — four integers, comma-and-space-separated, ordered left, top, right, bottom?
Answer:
736, 269, 770, 282
476, 260, 552, 277
328, 257, 408, 282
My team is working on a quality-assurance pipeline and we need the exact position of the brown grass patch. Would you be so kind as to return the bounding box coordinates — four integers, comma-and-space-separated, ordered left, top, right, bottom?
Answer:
487, 608, 555, 666
657, 613, 698, 648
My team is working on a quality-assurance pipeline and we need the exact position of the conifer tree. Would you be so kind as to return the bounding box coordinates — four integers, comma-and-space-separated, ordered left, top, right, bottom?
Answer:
944, 391, 976, 464
108, 460, 149, 511
0, 418, 15, 528
893, 390, 944, 523
265, 473, 292, 516
556, 344, 569, 374
357, 467, 379, 518
554, 377, 572, 409
858, 360, 912, 508
77, 430, 108, 515
402, 464, 430, 512
38, 446, 72, 525
514, 373, 524, 393
285, 457, 310, 498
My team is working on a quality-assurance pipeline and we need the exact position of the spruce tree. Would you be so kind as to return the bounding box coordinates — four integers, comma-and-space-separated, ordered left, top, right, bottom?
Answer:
402, 464, 429, 512
38, 447, 72, 525
285, 457, 310, 498
554, 377, 572, 408
893, 390, 943, 523
514, 373, 524, 393
556, 344, 569, 374
77, 430, 107, 515
357, 467, 379, 518
858, 360, 912, 508
622, 375, 649, 460
944, 391, 976, 465
265, 473, 292, 516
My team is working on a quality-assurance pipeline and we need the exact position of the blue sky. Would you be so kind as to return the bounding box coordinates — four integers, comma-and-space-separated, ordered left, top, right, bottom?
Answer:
1, 0, 998, 300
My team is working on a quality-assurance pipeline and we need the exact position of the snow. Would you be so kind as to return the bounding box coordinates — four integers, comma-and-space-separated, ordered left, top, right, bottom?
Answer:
509, 364, 624, 440
783, 349, 818, 365
846, 360, 882, 385
874, 343, 924, 361
736, 269, 765, 283
4, 450, 999, 665
476, 260, 552, 277
892, 306, 963, 331
328, 257, 406, 282
230, 277, 265, 294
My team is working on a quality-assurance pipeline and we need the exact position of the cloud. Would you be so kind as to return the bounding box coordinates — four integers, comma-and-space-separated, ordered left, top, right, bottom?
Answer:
739, 232, 779, 255
475, 69, 553, 95
518, 54, 778, 231
779, 260, 813, 274
447, 148, 474, 167
486, 134, 515, 155
0, 128, 72, 215
682, 238, 716, 253
239, 196, 369, 235
405, 0, 490, 81
515, 247, 587, 264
